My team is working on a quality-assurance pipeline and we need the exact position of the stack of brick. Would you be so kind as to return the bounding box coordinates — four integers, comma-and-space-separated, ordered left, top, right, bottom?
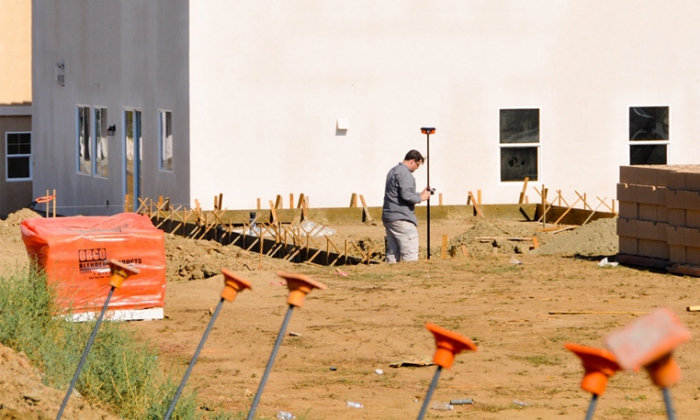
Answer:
617, 164, 700, 269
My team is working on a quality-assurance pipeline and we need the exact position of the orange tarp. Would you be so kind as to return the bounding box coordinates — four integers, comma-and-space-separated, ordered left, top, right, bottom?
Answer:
21, 213, 165, 314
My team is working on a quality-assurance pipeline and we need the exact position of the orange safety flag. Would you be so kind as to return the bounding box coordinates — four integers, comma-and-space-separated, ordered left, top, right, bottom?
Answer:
21, 213, 165, 315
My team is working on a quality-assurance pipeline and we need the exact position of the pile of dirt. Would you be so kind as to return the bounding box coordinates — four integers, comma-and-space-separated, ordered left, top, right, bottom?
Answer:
0, 344, 117, 420
0, 208, 42, 241
448, 219, 547, 256
164, 234, 296, 281
447, 217, 618, 257
531, 217, 619, 256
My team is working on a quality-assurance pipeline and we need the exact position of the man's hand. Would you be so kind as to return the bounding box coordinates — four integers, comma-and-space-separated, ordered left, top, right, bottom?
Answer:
420, 187, 432, 201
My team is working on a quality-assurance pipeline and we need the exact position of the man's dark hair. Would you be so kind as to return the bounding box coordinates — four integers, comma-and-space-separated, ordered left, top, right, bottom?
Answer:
404, 149, 424, 163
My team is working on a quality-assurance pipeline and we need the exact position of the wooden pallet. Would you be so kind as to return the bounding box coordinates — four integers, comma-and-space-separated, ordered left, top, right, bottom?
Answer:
667, 263, 700, 278
615, 253, 669, 270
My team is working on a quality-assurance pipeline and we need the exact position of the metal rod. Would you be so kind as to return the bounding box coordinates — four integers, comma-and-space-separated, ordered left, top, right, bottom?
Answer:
164, 297, 225, 420
662, 387, 676, 420
246, 305, 295, 420
56, 287, 115, 420
584, 394, 598, 420
416, 365, 442, 420
426, 132, 431, 260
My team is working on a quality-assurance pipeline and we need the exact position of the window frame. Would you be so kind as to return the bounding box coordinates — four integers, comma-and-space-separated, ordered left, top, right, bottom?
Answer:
628, 106, 670, 165
5, 131, 32, 182
158, 109, 173, 172
499, 108, 541, 183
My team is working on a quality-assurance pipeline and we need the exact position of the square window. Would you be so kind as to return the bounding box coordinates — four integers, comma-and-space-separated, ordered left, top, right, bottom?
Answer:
500, 147, 539, 182
6, 132, 32, 181
630, 144, 667, 165
630, 107, 669, 141
629, 106, 669, 165
500, 109, 539, 144
500, 109, 540, 182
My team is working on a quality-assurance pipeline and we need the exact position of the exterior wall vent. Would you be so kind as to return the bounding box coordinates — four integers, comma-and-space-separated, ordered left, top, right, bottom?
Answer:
55, 61, 65, 86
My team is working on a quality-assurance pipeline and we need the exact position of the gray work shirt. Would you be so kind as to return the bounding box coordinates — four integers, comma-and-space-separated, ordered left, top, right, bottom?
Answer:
382, 162, 422, 226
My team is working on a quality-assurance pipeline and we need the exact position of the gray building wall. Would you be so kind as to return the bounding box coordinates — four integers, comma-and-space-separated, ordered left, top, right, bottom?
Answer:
32, 0, 189, 216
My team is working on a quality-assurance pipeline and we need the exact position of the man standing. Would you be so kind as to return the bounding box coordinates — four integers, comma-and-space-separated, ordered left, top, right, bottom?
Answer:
382, 150, 432, 263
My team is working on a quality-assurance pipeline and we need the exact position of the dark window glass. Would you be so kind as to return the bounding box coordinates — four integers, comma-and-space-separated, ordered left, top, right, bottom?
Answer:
500, 109, 540, 144
629, 107, 669, 141
630, 145, 667, 165
500, 147, 538, 182
7, 133, 31, 155
8, 157, 30, 179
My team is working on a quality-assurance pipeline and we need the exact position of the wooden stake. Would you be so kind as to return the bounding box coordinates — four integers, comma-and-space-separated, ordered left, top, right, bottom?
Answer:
275, 195, 282, 209
549, 311, 648, 315
575, 191, 591, 211
269, 200, 278, 223
359, 194, 372, 223
349, 193, 358, 208
552, 197, 581, 225
518, 177, 529, 204
257, 198, 261, 210
468, 191, 483, 217
441, 235, 448, 259
289, 193, 294, 209
438, 193, 443, 206
477, 190, 482, 205
52, 189, 56, 217
581, 197, 607, 226
596, 196, 615, 213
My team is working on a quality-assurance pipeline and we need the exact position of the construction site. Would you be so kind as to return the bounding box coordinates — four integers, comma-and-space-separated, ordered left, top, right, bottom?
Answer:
0, 165, 698, 419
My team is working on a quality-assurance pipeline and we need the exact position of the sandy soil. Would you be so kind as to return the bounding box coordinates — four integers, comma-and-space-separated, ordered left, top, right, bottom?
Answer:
2, 210, 700, 420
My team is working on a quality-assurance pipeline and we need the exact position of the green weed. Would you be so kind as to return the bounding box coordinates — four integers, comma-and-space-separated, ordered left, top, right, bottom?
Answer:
0, 266, 202, 419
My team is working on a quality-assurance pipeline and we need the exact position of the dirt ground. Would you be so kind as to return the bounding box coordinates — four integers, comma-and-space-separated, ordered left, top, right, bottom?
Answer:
2, 210, 700, 420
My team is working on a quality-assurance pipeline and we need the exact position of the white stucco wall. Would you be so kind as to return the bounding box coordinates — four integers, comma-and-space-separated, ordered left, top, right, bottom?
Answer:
32, 0, 189, 215
190, 0, 700, 210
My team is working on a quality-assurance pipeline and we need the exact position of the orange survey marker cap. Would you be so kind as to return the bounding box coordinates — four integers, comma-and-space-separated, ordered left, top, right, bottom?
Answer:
565, 343, 621, 395
604, 307, 691, 388
221, 268, 253, 302
107, 259, 140, 288
426, 323, 477, 369
276, 271, 326, 307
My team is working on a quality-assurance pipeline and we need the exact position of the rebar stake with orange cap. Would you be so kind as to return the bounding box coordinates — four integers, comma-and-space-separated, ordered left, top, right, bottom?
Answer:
56, 260, 139, 420
164, 268, 252, 420
604, 307, 692, 420
246, 271, 326, 420
416, 323, 477, 420
565, 343, 621, 420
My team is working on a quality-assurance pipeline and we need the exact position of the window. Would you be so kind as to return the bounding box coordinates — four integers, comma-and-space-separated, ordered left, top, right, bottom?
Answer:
6, 132, 32, 181
94, 107, 108, 177
500, 109, 539, 182
629, 106, 669, 165
77, 106, 91, 175
159, 110, 173, 171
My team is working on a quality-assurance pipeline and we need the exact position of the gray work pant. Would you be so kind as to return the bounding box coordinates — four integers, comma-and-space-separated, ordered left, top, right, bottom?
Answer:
384, 220, 419, 263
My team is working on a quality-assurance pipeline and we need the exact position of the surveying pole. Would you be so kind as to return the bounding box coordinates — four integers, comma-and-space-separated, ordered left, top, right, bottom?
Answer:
420, 127, 435, 260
